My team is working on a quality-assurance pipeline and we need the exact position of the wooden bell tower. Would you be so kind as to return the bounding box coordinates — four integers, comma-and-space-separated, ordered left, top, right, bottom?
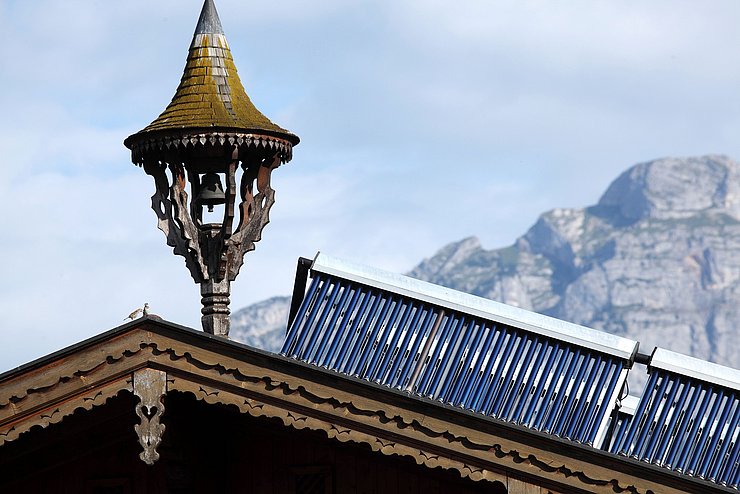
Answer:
124, 0, 299, 337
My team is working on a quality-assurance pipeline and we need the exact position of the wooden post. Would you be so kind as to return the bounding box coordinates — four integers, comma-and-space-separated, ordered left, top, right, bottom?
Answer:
201, 278, 231, 337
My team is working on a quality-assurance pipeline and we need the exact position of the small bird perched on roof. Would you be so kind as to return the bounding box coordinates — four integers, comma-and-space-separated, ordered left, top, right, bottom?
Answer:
125, 303, 150, 321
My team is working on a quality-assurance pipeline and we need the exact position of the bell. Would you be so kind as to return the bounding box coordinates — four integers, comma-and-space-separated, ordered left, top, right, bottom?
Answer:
197, 173, 226, 212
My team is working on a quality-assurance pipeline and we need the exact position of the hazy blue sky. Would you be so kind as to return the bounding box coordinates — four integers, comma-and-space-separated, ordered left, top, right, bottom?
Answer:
1, 0, 740, 371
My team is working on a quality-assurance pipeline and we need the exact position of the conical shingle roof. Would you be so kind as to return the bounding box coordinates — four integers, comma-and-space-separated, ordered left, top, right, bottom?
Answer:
125, 0, 298, 161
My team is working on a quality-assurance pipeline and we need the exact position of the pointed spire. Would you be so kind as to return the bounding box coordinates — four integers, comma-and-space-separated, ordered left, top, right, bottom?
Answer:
125, 0, 299, 158
195, 0, 224, 35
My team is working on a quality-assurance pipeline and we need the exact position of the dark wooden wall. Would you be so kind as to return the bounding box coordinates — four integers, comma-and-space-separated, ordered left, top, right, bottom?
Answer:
0, 391, 554, 494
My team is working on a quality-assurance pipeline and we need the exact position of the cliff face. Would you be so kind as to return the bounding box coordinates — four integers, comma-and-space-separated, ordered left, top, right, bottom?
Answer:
230, 296, 292, 351
409, 155, 740, 368
233, 155, 740, 370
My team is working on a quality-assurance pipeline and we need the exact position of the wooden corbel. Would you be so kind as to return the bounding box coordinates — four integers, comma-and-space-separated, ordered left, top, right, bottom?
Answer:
133, 368, 167, 465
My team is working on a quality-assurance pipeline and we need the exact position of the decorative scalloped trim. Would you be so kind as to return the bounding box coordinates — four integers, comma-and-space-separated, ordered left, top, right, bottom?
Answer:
129, 132, 293, 164
0, 345, 146, 410
0, 378, 132, 445
170, 378, 504, 485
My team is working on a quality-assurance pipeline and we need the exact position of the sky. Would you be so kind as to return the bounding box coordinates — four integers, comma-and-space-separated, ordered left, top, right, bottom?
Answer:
1, 0, 740, 372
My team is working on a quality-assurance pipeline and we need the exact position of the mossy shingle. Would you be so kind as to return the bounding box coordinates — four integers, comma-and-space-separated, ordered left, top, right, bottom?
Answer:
126, 0, 297, 148
139, 32, 289, 136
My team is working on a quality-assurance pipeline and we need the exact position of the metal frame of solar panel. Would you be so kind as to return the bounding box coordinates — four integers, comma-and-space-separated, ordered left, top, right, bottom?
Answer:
282, 253, 639, 449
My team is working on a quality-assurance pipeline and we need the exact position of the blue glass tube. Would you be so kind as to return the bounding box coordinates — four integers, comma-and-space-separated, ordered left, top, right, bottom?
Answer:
587, 360, 623, 447
708, 399, 740, 482
416, 313, 454, 396
365, 299, 406, 379
467, 326, 507, 411
281, 275, 323, 355
511, 339, 548, 424
345, 292, 386, 375
302, 280, 343, 361
574, 357, 609, 442
664, 382, 703, 468
641, 376, 680, 461
543, 349, 582, 434
439, 318, 478, 402
522, 343, 560, 427
322, 286, 361, 368
352, 295, 396, 377
387, 305, 428, 388
698, 394, 735, 479
652, 377, 690, 465
566, 355, 604, 441
370, 301, 415, 382
480, 332, 521, 415
675, 385, 712, 473
314, 282, 353, 366
489, 333, 532, 417
501, 337, 542, 422
449, 322, 487, 406
532, 346, 570, 431
614, 371, 659, 455
334, 289, 372, 372
458, 324, 497, 408
552, 351, 591, 437
396, 308, 437, 390
631, 373, 670, 459
687, 389, 725, 476
723, 422, 740, 487
292, 277, 331, 359
423, 316, 463, 398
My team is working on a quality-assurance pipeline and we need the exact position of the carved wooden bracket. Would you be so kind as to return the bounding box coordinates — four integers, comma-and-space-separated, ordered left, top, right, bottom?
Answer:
225, 153, 280, 281
145, 160, 208, 282
142, 149, 281, 286
141, 146, 282, 336
133, 368, 167, 465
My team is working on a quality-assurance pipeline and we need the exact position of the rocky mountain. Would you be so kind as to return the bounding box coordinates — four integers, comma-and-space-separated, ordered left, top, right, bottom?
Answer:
231, 155, 740, 371
230, 296, 292, 351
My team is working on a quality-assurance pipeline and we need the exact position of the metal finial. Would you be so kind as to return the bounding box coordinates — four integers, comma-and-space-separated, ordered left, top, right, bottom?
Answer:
194, 0, 224, 35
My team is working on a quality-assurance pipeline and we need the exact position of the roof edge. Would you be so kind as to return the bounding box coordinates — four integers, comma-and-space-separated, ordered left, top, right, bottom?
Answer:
0, 316, 277, 383
124, 126, 300, 150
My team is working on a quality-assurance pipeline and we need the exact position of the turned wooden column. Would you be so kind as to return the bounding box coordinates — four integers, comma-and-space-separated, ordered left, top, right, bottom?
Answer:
200, 278, 231, 336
